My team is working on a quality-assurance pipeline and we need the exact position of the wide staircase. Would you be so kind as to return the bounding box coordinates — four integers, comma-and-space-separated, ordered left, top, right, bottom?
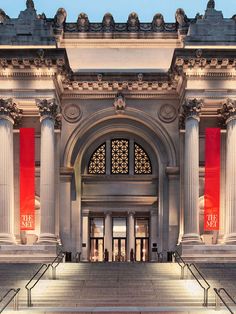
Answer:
0, 261, 235, 314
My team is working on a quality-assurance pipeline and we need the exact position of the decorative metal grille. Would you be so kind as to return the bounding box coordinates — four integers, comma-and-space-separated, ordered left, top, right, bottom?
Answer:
88, 143, 106, 174
134, 143, 152, 174
111, 139, 129, 174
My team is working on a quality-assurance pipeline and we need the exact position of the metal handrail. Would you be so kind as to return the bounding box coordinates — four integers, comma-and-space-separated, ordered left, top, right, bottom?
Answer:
0, 288, 20, 313
25, 263, 50, 307
51, 251, 65, 279
173, 251, 188, 279
187, 263, 210, 307
214, 288, 236, 314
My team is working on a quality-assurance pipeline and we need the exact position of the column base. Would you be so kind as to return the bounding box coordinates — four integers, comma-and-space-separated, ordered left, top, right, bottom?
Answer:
37, 233, 58, 244
181, 233, 202, 244
0, 233, 16, 244
224, 233, 236, 245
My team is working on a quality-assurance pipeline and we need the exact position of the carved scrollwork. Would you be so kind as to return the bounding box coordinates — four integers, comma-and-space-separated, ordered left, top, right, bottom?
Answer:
175, 8, 189, 29
218, 98, 236, 126
0, 98, 22, 124
0, 9, 9, 24
77, 13, 90, 32
102, 13, 115, 32
207, 0, 215, 9
54, 8, 67, 29
152, 13, 165, 32
62, 104, 82, 123
179, 98, 203, 128
114, 93, 126, 113
26, 0, 35, 9
36, 99, 61, 127
158, 104, 177, 123
127, 12, 140, 32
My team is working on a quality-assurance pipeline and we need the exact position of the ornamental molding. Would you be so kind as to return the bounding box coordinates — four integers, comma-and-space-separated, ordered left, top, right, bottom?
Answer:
113, 93, 126, 113
158, 104, 177, 123
179, 98, 203, 128
62, 104, 82, 123
0, 57, 66, 70
61, 93, 179, 100
36, 98, 61, 128
62, 78, 179, 93
0, 98, 23, 124
218, 98, 236, 125
174, 56, 236, 75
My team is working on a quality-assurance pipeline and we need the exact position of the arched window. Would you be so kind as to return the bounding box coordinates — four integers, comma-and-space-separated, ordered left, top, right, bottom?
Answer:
88, 139, 152, 175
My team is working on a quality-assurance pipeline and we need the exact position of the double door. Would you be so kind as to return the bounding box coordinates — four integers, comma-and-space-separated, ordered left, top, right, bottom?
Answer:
135, 238, 149, 262
113, 238, 126, 262
90, 238, 104, 262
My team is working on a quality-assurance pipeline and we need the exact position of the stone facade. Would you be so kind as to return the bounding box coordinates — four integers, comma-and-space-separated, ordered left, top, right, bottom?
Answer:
0, 0, 236, 262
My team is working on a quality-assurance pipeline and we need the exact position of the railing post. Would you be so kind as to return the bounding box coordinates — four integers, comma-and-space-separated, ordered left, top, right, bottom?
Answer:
52, 267, 56, 280
181, 266, 185, 279
27, 289, 32, 307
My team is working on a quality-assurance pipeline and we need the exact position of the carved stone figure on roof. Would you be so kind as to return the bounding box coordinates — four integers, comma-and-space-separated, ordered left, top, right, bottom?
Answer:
102, 13, 115, 32
207, 0, 215, 9
127, 12, 140, 32
54, 8, 67, 29
175, 8, 188, 29
0, 9, 9, 24
77, 13, 90, 32
152, 13, 165, 32
26, 0, 35, 9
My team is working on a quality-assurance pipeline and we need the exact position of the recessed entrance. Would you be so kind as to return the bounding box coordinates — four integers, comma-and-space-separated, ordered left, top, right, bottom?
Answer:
135, 218, 149, 262
113, 218, 127, 261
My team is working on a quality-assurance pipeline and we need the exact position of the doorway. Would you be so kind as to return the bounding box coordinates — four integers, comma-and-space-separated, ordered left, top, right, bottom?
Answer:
90, 238, 104, 262
135, 238, 149, 262
113, 238, 126, 261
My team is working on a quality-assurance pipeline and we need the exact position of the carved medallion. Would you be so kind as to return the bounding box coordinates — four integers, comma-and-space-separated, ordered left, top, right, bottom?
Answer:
63, 104, 82, 123
158, 104, 177, 123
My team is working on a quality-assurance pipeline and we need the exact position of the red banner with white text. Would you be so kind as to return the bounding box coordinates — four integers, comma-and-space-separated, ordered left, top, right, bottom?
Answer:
204, 128, 220, 231
20, 128, 35, 230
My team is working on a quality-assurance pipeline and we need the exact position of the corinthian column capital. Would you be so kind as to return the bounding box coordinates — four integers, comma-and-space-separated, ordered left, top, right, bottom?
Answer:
218, 98, 236, 125
182, 98, 203, 120
0, 98, 22, 124
36, 98, 61, 123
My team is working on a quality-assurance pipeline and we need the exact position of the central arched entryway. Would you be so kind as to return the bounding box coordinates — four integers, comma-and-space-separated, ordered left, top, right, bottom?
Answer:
81, 134, 158, 262
63, 108, 177, 261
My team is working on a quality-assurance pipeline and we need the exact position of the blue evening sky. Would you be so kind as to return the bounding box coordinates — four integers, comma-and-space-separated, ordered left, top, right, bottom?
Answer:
1, 0, 235, 22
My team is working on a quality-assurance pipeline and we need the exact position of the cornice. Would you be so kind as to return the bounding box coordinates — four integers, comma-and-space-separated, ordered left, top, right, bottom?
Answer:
172, 49, 236, 76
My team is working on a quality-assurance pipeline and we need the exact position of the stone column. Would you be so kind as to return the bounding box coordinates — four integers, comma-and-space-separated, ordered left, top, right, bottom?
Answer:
104, 211, 112, 261
0, 99, 22, 244
37, 99, 60, 244
150, 209, 158, 261
127, 211, 135, 261
219, 99, 236, 244
181, 98, 202, 244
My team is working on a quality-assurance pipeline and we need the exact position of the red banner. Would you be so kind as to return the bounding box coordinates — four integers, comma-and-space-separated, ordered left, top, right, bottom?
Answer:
20, 128, 35, 230
204, 128, 220, 231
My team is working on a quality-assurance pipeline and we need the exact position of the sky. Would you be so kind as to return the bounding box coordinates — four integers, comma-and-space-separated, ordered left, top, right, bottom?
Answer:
1, 0, 235, 23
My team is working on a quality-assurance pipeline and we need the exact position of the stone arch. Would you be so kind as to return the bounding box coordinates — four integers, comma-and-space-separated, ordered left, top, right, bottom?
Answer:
62, 108, 178, 253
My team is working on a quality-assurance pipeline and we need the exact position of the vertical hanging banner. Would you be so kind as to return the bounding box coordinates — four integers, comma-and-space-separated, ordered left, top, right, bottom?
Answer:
20, 128, 35, 230
204, 128, 220, 231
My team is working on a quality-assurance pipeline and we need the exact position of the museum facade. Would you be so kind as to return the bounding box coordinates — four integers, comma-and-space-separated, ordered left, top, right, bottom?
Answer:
0, 0, 236, 262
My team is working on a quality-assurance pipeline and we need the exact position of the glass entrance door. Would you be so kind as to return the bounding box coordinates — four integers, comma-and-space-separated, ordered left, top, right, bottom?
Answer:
113, 238, 126, 261
135, 238, 149, 262
90, 238, 104, 262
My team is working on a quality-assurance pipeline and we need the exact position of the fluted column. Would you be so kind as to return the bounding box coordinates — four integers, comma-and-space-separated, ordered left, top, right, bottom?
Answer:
181, 98, 202, 244
37, 99, 60, 244
0, 99, 22, 244
104, 211, 112, 261
219, 99, 236, 244
127, 211, 135, 261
